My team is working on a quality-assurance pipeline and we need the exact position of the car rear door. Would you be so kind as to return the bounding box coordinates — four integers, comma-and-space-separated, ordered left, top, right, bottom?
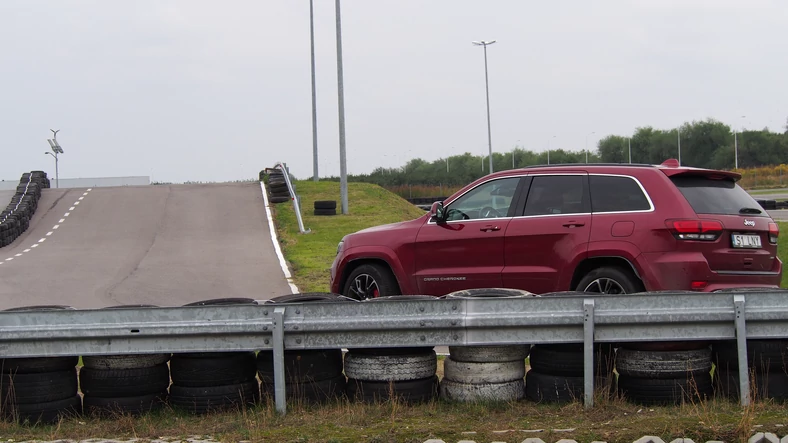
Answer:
413, 176, 525, 295
502, 173, 592, 294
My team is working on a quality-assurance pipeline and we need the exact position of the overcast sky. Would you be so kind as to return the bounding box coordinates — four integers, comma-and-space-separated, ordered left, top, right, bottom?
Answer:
2, 0, 787, 183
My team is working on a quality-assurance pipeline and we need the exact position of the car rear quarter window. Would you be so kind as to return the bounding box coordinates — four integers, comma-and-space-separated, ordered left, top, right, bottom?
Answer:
589, 175, 651, 213
670, 175, 765, 216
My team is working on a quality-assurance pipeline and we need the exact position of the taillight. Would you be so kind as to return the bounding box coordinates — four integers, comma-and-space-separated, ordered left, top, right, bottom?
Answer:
666, 219, 723, 241
769, 222, 779, 244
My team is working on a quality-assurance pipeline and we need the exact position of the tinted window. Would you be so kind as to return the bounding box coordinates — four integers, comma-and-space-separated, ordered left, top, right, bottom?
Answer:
445, 177, 520, 221
671, 175, 766, 216
524, 175, 586, 216
590, 175, 651, 213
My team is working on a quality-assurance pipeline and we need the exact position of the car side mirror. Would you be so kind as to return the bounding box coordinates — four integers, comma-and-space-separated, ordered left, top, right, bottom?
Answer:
430, 201, 446, 223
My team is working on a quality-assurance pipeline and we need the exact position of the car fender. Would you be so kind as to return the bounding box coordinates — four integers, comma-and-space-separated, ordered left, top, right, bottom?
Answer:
337, 245, 416, 295
579, 241, 649, 284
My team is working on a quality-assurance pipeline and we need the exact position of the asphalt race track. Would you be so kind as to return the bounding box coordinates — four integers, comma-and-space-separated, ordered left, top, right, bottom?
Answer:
0, 183, 293, 310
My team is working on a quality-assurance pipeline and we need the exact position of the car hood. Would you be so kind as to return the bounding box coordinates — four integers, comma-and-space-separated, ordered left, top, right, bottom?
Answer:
355, 220, 412, 234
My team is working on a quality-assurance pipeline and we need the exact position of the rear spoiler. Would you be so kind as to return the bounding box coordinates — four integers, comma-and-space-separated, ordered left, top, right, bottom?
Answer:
656, 159, 741, 181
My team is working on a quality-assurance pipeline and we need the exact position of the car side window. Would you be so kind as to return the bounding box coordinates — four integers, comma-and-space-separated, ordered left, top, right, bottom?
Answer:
589, 175, 651, 213
524, 175, 586, 216
444, 177, 520, 221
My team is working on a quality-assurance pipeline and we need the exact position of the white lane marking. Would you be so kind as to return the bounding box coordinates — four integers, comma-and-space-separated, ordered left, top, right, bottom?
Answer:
5, 258, 13, 261
64, 212, 70, 217
69, 207, 75, 211
59, 218, 65, 223
38, 238, 46, 243
14, 253, 22, 257
31, 244, 38, 248
0, 262, 3, 265
23, 249, 30, 253
83, 192, 88, 196
260, 181, 299, 294
78, 197, 84, 201
74, 201, 80, 205
53, 225, 60, 230
46, 232, 53, 236
88, 188, 92, 191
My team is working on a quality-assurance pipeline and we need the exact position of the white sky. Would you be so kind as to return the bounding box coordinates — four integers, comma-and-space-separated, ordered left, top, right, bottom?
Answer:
2, 0, 787, 183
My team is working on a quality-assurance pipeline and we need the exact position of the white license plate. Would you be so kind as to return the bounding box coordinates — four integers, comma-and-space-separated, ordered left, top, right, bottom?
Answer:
731, 234, 762, 249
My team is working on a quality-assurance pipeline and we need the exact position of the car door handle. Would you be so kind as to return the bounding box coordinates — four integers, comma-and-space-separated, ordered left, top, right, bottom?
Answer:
480, 225, 501, 232
562, 221, 585, 228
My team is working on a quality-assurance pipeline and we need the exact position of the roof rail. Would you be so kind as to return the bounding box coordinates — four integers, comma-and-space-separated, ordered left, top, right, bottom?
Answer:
519, 162, 657, 169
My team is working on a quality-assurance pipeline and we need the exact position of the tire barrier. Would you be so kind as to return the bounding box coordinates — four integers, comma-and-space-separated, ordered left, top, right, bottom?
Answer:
441, 345, 529, 403
712, 339, 788, 401
262, 167, 292, 205
526, 343, 615, 404
0, 171, 49, 249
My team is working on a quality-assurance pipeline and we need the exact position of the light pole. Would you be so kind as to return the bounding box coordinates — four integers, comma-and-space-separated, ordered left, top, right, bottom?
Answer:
735, 115, 746, 169
628, 137, 632, 164
472, 40, 496, 174
584, 131, 595, 163
677, 127, 681, 165
46, 129, 64, 188
513, 140, 520, 168
547, 135, 556, 165
309, 0, 319, 181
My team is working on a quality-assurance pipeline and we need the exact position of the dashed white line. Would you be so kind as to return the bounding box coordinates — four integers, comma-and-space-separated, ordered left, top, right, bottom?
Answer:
69, 207, 75, 211
5, 258, 13, 261
23, 249, 30, 253
74, 201, 80, 205
78, 197, 84, 201
38, 238, 46, 243
46, 232, 53, 236
31, 244, 38, 248
83, 192, 88, 196
64, 212, 70, 217
53, 225, 60, 230
59, 218, 65, 223
14, 253, 22, 257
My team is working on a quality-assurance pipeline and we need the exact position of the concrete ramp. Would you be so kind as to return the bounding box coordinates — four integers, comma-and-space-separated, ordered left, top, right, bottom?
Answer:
0, 183, 293, 309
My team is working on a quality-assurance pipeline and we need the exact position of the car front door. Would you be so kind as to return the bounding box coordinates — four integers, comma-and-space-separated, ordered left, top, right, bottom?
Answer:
414, 177, 525, 296
502, 173, 592, 294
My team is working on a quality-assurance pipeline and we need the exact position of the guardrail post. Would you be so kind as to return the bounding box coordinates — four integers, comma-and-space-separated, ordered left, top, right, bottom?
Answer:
733, 294, 750, 406
583, 298, 595, 408
273, 306, 287, 414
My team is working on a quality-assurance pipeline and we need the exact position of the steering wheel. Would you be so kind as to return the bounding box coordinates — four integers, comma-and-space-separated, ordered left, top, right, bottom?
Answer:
479, 206, 501, 218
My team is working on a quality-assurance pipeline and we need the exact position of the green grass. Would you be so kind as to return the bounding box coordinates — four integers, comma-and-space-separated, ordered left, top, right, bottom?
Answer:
273, 181, 425, 292
749, 188, 788, 195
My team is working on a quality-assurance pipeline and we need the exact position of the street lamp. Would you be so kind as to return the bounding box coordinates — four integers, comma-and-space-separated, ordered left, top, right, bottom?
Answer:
677, 126, 681, 165
45, 129, 64, 188
734, 115, 746, 169
472, 39, 496, 174
584, 131, 595, 163
627, 137, 632, 164
547, 135, 556, 165
513, 140, 520, 169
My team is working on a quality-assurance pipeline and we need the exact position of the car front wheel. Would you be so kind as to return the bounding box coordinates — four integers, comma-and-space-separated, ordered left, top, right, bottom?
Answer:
343, 264, 399, 300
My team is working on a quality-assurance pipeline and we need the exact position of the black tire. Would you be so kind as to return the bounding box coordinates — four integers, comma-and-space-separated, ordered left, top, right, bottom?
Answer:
344, 351, 437, 382
528, 344, 614, 377
79, 364, 170, 397
342, 264, 400, 300
525, 370, 583, 403
83, 391, 168, 417
347, 375, 438, 404
314, 208, 337, 216
1, 356, 78, 374
314, 200, 337, 210
2, 369, 78, 404
621, 341, 712, 352
256, 349, 343, 384
442, 288, 535, 298
170, 352, 257, 387
714, 370, 788, 401
2, 395, 82, 425
269, 195, 290, 204
261, 374, 346, 404
268, 182, 288, 191
615, 348, 712, 379
617, 373, 713, 405
169, 380, 260, 414
575, 266, 642, 294
712, 339, 788, 373
266, 292, 357, 304
448, 345, 530, 363
440, 378, 524, 402
443, 358, 524, 384
183, 297, 258, 307
82, 353, 170, 370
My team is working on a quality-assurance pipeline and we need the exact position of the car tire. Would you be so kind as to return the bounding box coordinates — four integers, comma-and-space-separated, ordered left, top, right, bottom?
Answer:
443, 358, 524, 384
348, 375, 438, 404
712, 339, 788, 373
79, 364, 171, 397
343, 351, 437, 382
442, 288, 535, 298
83, 391, 168, 417
170, 352, 257, 387
266, 292, 356, 304
1, 356, 78, 374
343, 264, 400, 300
82, 353, 170, 370
314, 208, 337, 216
524, 370, 583, 403
615, 348, 712, 379
713, 370, 788, 401
314, 200, 337, 210
617, 373, 713, 405
576, 266, 642, 294
269, 195, 290, 204
529, 343, 614, 377
169, 380, 260, 414
256, 349, 343, 384
440, 378, 524, 402
2, 395, 82, 425
1, 369, 78, 404
261, 374, 347, 404
448, 345, 530, 363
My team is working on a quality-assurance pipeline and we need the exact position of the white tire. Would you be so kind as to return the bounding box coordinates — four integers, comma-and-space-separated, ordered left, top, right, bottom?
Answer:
443, 357, 524, 384
82, 354, 171, 370
440, 378, 524, 402
448, 345, 530, 363
344, 351, 437, 381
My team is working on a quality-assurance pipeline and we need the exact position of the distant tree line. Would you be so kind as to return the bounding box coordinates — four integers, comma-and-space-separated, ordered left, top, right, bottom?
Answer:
317, 118, 788, 187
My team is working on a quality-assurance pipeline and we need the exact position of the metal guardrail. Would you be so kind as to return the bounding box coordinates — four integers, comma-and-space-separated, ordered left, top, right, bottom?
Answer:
1, 291, 788, 414
270, 162, 310, 234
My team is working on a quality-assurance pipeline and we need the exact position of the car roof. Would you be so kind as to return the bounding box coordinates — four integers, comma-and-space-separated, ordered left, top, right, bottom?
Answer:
488, 159, 742, 181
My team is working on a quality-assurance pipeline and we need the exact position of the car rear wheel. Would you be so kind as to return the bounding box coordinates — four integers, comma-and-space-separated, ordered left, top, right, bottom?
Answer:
343, 264, 399, 300
577, 266, 641, 294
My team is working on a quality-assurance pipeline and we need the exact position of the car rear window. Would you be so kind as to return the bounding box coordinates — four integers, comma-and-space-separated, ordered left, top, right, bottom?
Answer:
670, 175, 766, 216
590, 175, 651, 213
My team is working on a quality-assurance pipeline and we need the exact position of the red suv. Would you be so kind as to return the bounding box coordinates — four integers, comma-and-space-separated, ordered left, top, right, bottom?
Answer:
330, 160, 782, 299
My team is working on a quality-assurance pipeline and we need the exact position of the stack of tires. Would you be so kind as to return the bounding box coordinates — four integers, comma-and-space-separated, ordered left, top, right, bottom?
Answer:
1, 172, 44, 248
169, 298, 260, 414
266, 169, 290, 204
712, 339, 788, 401
314, 200, 337, 216
525, 343, 615, 403
615, 342, 713, 405
441, 345, 528, 402
1, 306, 80, 424
257, 293, 352, 405
80, 353, 170, 416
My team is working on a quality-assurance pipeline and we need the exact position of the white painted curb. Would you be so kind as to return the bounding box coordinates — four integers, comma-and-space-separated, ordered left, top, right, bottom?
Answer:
260, 181, 299, 294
